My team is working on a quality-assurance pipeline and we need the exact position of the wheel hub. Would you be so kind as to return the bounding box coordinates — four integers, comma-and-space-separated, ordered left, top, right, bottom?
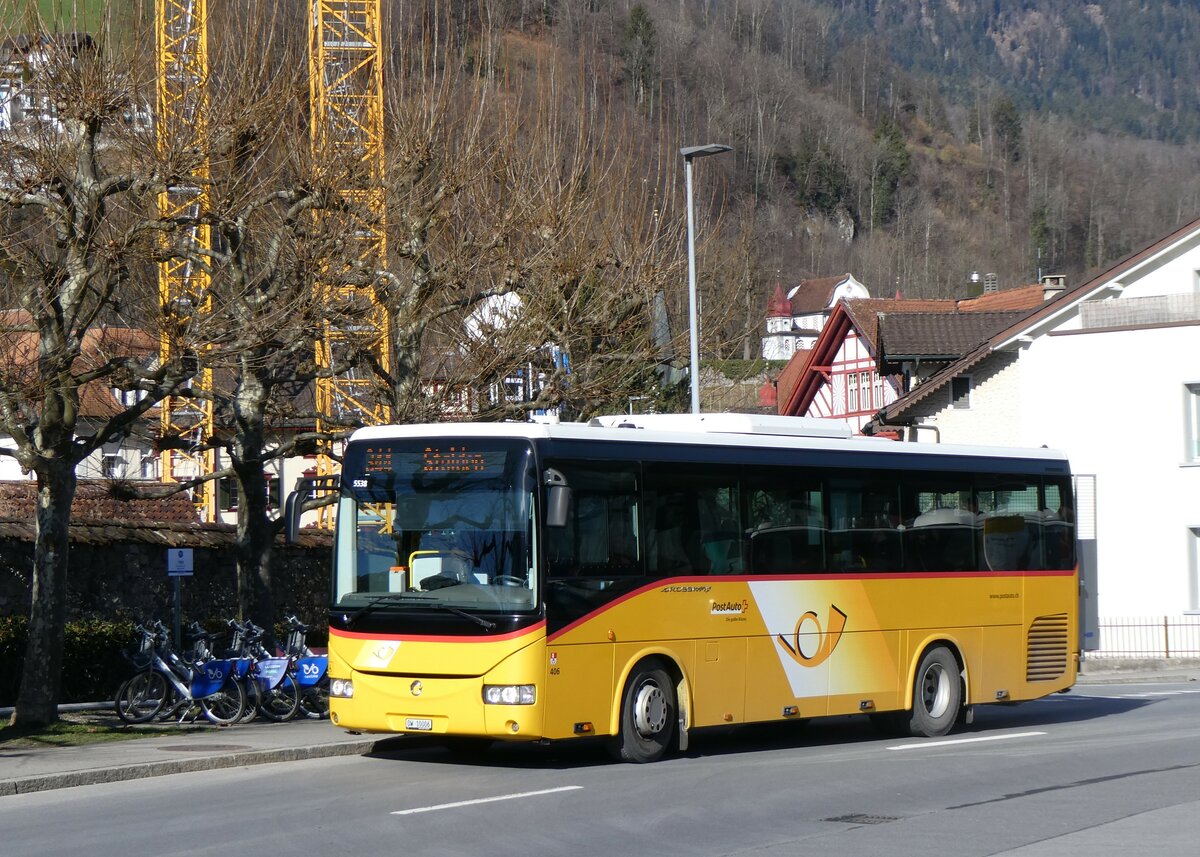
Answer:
921, 663, 950, 718
633, 681, 667, 737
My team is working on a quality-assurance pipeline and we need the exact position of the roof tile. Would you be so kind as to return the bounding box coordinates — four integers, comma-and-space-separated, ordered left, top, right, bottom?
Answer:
0, 481, 198, 524
879, 312, 1029, 359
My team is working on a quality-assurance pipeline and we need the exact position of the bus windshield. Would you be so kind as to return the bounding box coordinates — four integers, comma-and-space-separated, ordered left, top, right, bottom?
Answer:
334, 438, 538, 613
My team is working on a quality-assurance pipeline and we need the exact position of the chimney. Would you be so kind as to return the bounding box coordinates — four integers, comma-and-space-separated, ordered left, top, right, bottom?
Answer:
983, 273, 998, 294
966, 271, 982, 297
1040, 274, 1066, 301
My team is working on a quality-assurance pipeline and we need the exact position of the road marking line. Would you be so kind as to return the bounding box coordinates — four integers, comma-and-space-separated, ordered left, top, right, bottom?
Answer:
391, 786, 583, 816
1095, 691, 1200, 699
1061, 690, 1200, 701
887, 731, 1046, 751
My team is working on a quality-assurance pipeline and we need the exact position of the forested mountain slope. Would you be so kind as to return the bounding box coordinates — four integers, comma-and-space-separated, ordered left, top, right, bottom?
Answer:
536, 0, 1200, 356
10, 1, 1199, 361
815, 0, 1200, 142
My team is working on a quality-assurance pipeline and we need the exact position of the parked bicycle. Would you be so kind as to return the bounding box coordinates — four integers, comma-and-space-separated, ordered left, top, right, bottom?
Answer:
224, 618, 299, 722
115, 621, 245, 726
283, 615, 329, 720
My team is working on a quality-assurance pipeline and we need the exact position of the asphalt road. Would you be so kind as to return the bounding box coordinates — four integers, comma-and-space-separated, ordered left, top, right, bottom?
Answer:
4, 681, 1199, 857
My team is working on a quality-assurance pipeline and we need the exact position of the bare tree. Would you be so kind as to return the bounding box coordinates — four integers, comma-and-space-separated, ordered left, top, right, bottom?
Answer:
378, 21, 688, 422
0, 20, 195, 726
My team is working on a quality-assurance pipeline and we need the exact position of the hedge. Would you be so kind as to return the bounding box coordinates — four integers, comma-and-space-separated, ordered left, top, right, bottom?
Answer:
0, 618, 136, 707
0, 616, 329, 707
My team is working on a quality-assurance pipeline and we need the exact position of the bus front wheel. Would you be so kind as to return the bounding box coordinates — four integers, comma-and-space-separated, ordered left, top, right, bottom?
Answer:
612, 661, 676, 763
907, 646, 962, 738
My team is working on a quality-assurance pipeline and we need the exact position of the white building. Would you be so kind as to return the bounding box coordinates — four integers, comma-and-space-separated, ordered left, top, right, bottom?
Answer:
761, 273, 870, 360
865, 218, 1200, 632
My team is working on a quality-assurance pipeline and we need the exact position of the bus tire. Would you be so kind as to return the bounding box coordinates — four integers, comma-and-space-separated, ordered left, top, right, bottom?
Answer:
612, 661, 676, 764
907, 646, 962, 738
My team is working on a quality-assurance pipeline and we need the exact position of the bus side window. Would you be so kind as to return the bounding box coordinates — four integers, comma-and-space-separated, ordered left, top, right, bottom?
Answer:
977, 477, 1041, 571
901, 476, 977, 572
1041, 479, 1076, 570
644, 465, 742, 577
543, 462, 641, 579
647, 493, 695, 574
746, 476, 825, 574
829, 478, 901, 572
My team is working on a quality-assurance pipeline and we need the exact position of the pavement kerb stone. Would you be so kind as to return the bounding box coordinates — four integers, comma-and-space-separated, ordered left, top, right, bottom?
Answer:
1078, 656, 1200, 673
0, 737, 383, 797
1076, 657, 1200, 684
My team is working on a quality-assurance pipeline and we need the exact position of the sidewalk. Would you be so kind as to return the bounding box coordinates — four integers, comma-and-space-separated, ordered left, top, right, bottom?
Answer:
1076, 656, 1200, 685
3, 659, 1198, 797
1, 713, 388, 797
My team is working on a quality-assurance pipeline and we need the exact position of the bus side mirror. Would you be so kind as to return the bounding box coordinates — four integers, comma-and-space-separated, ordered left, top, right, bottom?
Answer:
284, 491, 302, 544
281, 475, 339, 543
544, 468, 570, 528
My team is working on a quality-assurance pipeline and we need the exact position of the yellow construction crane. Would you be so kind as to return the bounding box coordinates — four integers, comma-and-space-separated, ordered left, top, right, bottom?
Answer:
309, 1, 392, 515
156, 0, 216, 522
154, 2, 389, 525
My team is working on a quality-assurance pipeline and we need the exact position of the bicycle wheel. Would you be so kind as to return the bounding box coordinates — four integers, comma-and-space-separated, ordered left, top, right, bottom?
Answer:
298, 676, 329, 719
199, 679, 246, 726
115, 671, 169, 724
154, 684, 184, 720
157, 694, 189, 722
257, 674, 300, 722
238, 676, 261, 723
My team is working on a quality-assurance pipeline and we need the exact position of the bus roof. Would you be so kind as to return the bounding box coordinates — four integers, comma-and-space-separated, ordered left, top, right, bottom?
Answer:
348, 413, 1069, 465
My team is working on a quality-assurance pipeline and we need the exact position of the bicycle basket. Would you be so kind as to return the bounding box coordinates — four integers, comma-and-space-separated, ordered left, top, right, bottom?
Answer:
122, 639, 154, 670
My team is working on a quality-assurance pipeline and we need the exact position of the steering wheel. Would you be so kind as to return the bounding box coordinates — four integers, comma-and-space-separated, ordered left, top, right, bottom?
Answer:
492, 575, 524, 587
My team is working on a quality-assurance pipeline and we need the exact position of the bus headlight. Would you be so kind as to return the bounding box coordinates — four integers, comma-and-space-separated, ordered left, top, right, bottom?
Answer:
330, 678, 354, 698
482, 684, 535, 705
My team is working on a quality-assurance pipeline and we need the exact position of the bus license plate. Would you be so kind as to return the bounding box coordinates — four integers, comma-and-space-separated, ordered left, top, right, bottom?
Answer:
405, 718, 433, 731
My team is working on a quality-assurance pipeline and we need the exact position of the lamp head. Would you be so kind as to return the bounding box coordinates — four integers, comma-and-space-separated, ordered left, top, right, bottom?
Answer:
680, 144, 732, 160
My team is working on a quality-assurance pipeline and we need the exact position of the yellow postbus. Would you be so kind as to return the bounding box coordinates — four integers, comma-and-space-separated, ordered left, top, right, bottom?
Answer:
322, 413, 1078, 762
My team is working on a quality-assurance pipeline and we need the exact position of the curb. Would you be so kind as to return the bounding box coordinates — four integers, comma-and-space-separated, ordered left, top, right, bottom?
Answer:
0, 701, 113, 718
0, 738, 382, 797
1079, 657, 1200, 674
1075, 673, 1199, 685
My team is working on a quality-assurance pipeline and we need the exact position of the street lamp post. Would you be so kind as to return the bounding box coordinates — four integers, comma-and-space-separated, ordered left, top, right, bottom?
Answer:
681, 143, 731, 415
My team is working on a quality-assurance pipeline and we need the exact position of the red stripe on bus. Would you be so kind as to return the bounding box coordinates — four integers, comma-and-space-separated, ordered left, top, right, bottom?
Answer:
330, 621, 546, 645
545, 567, 1077, 641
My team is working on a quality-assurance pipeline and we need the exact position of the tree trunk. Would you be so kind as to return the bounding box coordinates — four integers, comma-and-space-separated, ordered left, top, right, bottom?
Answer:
232, 367, 276, 649
11, 460, 77, 727
392, 315, 425, 419
235, 462, 276, 650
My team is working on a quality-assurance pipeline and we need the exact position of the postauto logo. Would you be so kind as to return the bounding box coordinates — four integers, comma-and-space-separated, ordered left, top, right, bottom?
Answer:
775, 605, 848, 668
710, 599, 748, 616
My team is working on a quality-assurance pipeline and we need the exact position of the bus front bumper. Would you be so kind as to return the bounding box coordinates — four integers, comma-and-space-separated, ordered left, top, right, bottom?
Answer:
329, 669, 545, 740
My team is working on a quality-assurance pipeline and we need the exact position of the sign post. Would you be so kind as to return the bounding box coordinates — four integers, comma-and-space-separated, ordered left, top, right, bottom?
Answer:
167, 548, 194, 649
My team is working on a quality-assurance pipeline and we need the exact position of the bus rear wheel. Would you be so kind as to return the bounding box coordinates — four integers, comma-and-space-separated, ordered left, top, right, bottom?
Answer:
907, 646, 962, 738
612, 661, 676, 764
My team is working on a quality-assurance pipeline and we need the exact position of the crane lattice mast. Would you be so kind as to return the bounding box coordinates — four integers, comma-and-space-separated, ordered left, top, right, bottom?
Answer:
309, 1, 392, 507
156, 0, 216, 521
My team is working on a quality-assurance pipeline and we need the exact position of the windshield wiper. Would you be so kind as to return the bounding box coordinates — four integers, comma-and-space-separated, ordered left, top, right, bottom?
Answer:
433, 604, 496, 630
341, 594, 407, 627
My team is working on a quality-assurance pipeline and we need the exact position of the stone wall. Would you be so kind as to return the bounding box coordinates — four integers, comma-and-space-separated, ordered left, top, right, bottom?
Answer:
0, 524, 333, 629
